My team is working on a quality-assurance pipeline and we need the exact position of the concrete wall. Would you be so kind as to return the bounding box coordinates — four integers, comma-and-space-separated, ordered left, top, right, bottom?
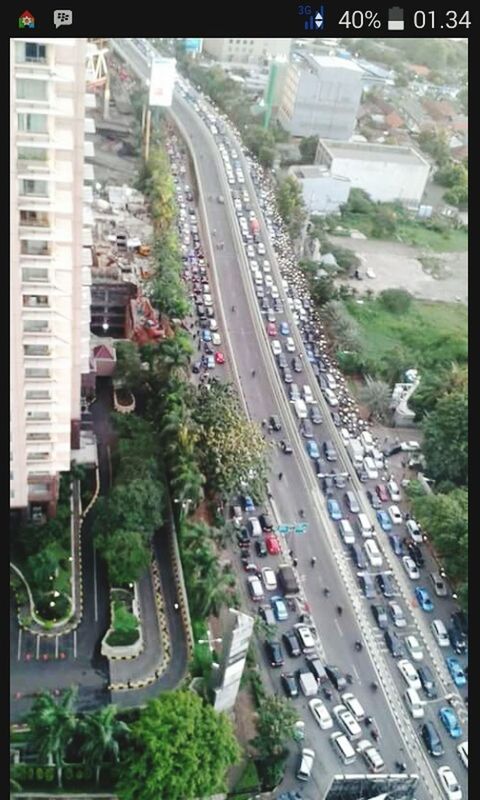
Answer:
291, 172, 351, 215
328, 155, 430, 204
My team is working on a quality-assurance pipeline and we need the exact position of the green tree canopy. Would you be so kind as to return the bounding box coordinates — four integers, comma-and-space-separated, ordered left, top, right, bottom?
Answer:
276, 176, 307, 239
78, 706, 130, 785
422, 389, 468, 487
26, 687, 77, 786
299, 135, 318, 163
116, 692, 240, 800
95, 527, 151, 587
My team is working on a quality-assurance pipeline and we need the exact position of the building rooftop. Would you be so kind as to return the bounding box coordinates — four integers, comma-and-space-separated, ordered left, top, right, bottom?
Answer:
290, 165, 350, 182
319, 140, 429, 167
299, 52, 363, 74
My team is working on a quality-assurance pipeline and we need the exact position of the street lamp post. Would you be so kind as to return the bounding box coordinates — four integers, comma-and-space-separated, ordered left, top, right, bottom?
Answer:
173, 497, 192, 518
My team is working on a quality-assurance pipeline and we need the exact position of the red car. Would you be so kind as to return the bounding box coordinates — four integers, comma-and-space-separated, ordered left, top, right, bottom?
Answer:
265, 533, 281, 555
375, 483, 389, 502
214, 351, 225, 365
267, 322, 277, 337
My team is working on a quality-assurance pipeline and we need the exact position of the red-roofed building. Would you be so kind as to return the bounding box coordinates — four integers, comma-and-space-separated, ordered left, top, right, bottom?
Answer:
407, 64, 431, 78
385, 111, 404, 129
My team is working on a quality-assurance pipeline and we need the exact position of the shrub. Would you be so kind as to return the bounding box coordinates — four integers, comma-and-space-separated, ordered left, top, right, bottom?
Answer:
379, 289, 412, 314
45, 767, 55, 782
35, 767, 44, 780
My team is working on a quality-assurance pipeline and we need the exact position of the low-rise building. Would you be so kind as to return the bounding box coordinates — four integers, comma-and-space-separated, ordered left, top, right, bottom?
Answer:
288, 165, 350, 215
203, 37, 292, 65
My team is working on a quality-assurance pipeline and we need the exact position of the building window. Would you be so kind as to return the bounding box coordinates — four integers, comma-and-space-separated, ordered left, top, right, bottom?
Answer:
20, 210, 50, 228
18, 146, 48, 162
22, 267, 49, 282
16, 42, 47, 63
17, 113, 48, 133
27, 432, 51, 442
26, 409, 51, 419
19, 179, 48, 197
27, 452, 50, 461
24, 344, 50, 357
26, 389, 50, 400
16, 78, 48, 101
24, 320, 49, 333
28, 482, 51, 494
23, 295, 49, 308
21, 240, 51, 256
25, 369, 50, 380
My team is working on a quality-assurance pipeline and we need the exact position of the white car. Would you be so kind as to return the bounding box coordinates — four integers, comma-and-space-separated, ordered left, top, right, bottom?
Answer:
203, 294, 213, 307
209, 319, 218, 331
387, 479, 401, 502
254, 272, 263, 286
261, 567, 277, 591
246, 244, 255, 258
248, 517, 262, 537
397, 659, 421, 690
309, 698, 333, 730
388, 505, 403, 525
457, 741, 468, 769
340, 428, 351, 445
271, 285, 279, 299
262, 260, 271, 273
247, 575, 264, 601
212, 333, 221, 346
364, 539, 383, 567
294, 624, 316, 653
271, 340, 282, 356
437, 766, 462, 800
324, 388, 339, 407
285, 337, 295, 353
357, 739, 385, 772
265, 275, 273, 288
403, 556, 420, 580
333, 704, 362, 740
257, 243, 266, 255
405, 635, 423, 661
341, 692, 365, 721
363, 457, 378, 480
234, 198, 242, 212
406, 519, 423, 543
431, 619, 450, 647
249, 259, 259, 272
388, 601, 407, 628
326, 373, 337, 390
302, 385, 314, 404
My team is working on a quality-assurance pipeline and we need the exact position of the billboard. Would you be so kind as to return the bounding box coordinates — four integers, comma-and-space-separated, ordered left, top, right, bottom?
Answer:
148, 58, 176, 107
184, 38, 203, 54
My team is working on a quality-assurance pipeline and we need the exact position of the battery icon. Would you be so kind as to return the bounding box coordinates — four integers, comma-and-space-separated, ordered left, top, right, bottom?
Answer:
388, 6, 404, 30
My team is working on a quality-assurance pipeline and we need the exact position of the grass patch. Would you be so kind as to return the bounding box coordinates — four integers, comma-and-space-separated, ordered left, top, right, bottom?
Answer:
395, 222, 467, 252
232, 759, 261, 799
105, 596, 140, 647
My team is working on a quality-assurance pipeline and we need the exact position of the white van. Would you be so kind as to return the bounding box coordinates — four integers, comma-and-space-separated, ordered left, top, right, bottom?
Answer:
404, 687, 424, 719
360, 430, 375, 452
363, 457, 378, 480
294, 399, 308, 419
339, 519, 355, 545
365, 539, 383, 567
431, 619, 450, 647
357, 513, 374, 539
330, 731, 356, 765
296, 748, 315, 781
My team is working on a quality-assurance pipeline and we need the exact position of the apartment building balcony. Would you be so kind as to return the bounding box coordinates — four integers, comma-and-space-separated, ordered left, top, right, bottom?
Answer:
15, 96, 75, 118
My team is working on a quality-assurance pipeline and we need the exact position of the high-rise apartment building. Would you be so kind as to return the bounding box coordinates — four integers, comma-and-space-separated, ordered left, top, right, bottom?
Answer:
10, 38, 93, 517
203, 38, 292, 65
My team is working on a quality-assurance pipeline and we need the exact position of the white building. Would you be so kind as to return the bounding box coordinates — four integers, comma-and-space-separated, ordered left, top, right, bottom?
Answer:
315, 140, 431, 205
202, 37, 292, 65
10, 38, 94, 516
278, 53, 363, 139
288, 165, 350, 215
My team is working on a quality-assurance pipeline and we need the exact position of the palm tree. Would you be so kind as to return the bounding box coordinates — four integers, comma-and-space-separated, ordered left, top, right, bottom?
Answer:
359, 376, 391, 422
78, 706, 130, 785
156, 332, 193, 377
26, 687, 77, 787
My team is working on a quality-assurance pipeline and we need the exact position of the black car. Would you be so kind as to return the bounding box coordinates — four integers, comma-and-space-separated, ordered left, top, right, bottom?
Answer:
333, 473, 347, 489
421, 722, 444, 757
404, 540, 425, 568
261, 298, 270, 312
265, 640, 284, 667
280, 440, 293, 454
259, 513, 274, 531
292, 357, 303, 373
301, 419, 314, 439
269, 415, 282, 432
192, 360, 202, 374
451, 610, 468, 637
325, 664, 347, 692
384, 629, 404, 658
417, 665, 438, 699
255, 539, 268, 558
359, 574, 376, 599
273, 298, 284, 313
367, 490, 381, 510
350, 543, 367, 570
282, 630, 301, 658
236, 527, 250, 546
313, 458, 328, 477
311, 362, 320, 379
322, 476, 334, 493
323, 441, 337, 462
448, 626, 468, 655
317, 359, 327, 373
376, 573, 396, 598
355, 465, 369, 483
331, 411, 342, 427
277, 353, 288, 369
281, 672, 299, 698
310, 406, 323, 425
371, 604, 388, 630
318, 375, 328, 391
306, 656, 328, 685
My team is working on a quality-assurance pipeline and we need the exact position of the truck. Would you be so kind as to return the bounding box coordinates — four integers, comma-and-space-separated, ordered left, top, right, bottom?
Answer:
277, 564, 300, 596
249, 218, 260, 241
347, 438, 364, 467
298, 670, 319, 697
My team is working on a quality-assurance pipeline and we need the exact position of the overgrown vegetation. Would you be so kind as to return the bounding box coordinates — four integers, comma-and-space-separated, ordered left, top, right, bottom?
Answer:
276, 175, 307, 238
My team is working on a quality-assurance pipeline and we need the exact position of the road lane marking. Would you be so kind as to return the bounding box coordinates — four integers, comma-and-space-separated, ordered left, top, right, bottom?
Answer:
55, 635, 59, 659
334, 619, 343, 637
352, 664, 361, 682
35, 635, 40, 660
17, 628, 22, 661
93, 545, 99, 622
73, 629, 77, 659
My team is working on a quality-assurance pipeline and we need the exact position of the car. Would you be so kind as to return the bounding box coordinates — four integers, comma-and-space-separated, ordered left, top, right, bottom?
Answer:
388, 505, 403, 525
430, 572, 449, 597
306, 440, 320, 459
248, 517, 262, 537
377, 510, 392, 532
192, 360, 202, 374
406, 518, 424, 543
291, 357, 303, 373
405, 540, 425, 568
356, 739, 385, 773
206, 354, 215, 369
294, 624, 316, 653
267, 321, 277, 336
281, 672, 299, 698
456, 740, 468, 769
279, 321, 290, 336
323, 440, 337, 461
446, 657, 467, 687
415, 587, 434, 612
280, 439, 293, 454
247, 575, 264, 601
417, 665, 438, 698
403, 556, 420, 580
282, 630, 301, 658
277, 352, 288, 370
203, 293, 213, 307
318, 374, 328, 391
261, 567, 277, 591
301, 419, 314, 439
333, 705, 362, 740
265, 533, 281, 555
389, 534, 404, 556
327, 498, 342, 521
266, 307, 275, 321
384, 629, 405, 658
264, 275, 273, 288
310, 405, 322, 425
285, 336, 295, 352
365, 539, 383, 567
259, 513, 274, 532
322, 475, 334, 493
201, 328, 212, 342
255, 540, 268, 558
331, 411, 342, 426
387, 479, 401, 501
376, 573, 395, 598
242, 494, 255, 512
405, 635, 423, 661
333, 473, 347, 489
356, 464, 369, 483
268, 415, 282, 432
289, 383, 300, 401
214, 351, 225, 365
296, 748, 315, 782
359, 574, 376, 599
265, 640, 284, 667
437, 765, 462, 800
282, 367, 293, 384
341, 692, 365, 721
309, 698, 333, 729
375, 483, 389, 503
421, 721, 444, 757
451, 611, 468, 638
324, 388, 338, 406
448, 627, 467, 655
398, 659, 421, 690
350, 543, 367, 570
439, 707, 462, 739
367, 490, 382, 510
271, 340, 282, 356
388, 601, 407, 628
271, 596, 288, 622
237, 527, 250, 547
371, 604, 388, 630
212, 332, 221, 346
246, 244, 255, 258
325, 664, 347, 691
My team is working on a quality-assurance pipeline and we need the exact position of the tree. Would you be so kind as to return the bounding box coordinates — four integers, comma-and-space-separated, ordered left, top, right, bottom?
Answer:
180, 522, 234, 617
417, 129, 450, 166
95, 527, 150, 587
422, 390, 467, 486
116, 692, 240, 800
251, 696, 298, 788
359, 376, 391, 422
114, 342, 145, 391
380, 289, 412, 314
155, 330, 193, 378
26, 687, 77, 787
410, 363, 467, 420
79, 706, 130, 785
276, 176, 307, 239
299, 135, 318, 163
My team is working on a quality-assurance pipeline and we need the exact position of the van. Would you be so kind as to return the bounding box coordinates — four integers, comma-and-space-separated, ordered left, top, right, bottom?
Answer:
289, 383, 300, 401
306, 656, 328, 685
339, 519, 355, 545
404, 687, 424, 719
431, 619, 449, 647
330, 731, 356, 765
357, 513, 374, 538
350, 543, 367, 570
296, 748, 315, 781
360, 430, 374, 452
363, 457, 378, 479
344, 491, 360, 514
294, 399, 308, 419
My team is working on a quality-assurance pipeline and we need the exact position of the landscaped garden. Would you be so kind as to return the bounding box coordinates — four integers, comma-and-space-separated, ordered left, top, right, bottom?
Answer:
105, 589, 140, 648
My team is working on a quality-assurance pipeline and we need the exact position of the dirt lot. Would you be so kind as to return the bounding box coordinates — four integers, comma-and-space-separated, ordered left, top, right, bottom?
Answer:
330, 236, 468, 304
